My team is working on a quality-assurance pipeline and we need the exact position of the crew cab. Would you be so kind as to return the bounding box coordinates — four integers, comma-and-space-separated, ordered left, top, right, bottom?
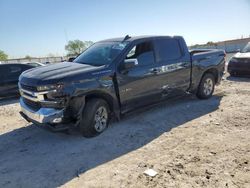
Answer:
19, 36, 225, 137
228, 42, 250, 76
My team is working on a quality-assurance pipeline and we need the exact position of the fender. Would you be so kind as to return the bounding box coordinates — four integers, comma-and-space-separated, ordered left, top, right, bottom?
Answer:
67, 77, 121, 121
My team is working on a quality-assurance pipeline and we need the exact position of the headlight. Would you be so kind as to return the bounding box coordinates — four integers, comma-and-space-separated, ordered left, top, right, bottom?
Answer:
37, 83, 64, 91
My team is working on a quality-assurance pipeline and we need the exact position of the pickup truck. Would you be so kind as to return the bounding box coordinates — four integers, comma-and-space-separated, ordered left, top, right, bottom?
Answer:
19, 36, 225, 137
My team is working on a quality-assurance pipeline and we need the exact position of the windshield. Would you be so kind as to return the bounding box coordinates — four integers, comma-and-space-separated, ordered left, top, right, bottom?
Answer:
241, 42, 250, 53
74, 41, 129, 66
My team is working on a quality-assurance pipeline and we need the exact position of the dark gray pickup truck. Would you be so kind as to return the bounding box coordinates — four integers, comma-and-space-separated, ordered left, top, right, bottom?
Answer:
19, 36, 225, 137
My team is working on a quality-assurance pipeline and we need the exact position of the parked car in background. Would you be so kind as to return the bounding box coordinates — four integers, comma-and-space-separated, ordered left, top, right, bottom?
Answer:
0, 63, 35, 97
228, 42, 250, 76
19, 35, 225, 137
24, 62, 45, 67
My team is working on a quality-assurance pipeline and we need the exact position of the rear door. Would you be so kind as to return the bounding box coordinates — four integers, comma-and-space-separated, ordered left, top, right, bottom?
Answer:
116, 40, 161, 112
153, 38, 191, 97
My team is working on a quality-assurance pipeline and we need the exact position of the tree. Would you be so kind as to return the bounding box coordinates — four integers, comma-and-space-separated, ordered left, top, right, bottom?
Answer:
206, 41, 216, 46
0, 50, 8, 61
84, 41, 94, 48
25, 55, 32, 59
65, 40, 94, 56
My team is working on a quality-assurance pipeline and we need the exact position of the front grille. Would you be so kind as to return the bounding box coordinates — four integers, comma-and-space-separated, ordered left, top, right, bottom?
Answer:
23, 98, 41, 111
21, 83, 37, 92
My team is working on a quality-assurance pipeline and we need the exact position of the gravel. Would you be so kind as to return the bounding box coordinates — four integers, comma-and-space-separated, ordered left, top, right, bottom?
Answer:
0, 74, 249, 188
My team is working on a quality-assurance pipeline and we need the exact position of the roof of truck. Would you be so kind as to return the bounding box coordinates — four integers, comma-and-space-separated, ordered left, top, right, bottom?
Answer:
99, 35, 183, 42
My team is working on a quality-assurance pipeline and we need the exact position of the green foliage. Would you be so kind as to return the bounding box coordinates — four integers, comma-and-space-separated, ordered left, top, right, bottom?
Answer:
65, 40, 94, 56
0, 50, 8, 61
25, 55, 32, 59
206, 41, 216, 46
84, 41, 94, 48
191, 44, 201, 48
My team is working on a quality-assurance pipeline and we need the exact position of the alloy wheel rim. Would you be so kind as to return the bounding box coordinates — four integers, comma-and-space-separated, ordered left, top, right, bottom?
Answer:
203, 78, 213, 96
94, 106, 108, 132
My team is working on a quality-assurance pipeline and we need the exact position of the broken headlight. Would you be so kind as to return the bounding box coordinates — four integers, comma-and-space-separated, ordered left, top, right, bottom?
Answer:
37, 83, 64, 92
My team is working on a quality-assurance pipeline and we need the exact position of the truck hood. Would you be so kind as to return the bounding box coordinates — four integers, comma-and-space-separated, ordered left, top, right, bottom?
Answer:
20, 62, 105, 85
234, 52, 250, 59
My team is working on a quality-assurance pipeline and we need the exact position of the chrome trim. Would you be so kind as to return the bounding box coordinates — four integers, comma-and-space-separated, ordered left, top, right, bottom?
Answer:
19, 87, 57, 102
20, 97, 64, 124
20, 87, 53, 96
20, 90, 41, 102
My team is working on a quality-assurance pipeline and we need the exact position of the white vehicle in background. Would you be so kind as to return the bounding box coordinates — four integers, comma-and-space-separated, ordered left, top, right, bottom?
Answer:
228, 42, 250, 76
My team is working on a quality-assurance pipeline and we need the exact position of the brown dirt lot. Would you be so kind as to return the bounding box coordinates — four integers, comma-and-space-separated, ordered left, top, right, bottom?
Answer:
0, 75, 249, 188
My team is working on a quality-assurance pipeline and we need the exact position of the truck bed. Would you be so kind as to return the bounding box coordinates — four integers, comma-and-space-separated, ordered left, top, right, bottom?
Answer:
190, 49, 226, 62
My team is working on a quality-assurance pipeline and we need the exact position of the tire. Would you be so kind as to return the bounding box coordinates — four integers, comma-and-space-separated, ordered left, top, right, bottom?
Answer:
196, 73, 215, 99
79, 98, 110, 138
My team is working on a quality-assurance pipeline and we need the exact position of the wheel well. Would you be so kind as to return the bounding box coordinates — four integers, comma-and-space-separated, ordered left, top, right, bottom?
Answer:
85, 93, 114, 113
203, 68, 219, 83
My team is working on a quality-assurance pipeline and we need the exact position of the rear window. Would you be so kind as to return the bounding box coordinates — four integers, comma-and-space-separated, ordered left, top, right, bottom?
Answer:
155, 38, 182, 62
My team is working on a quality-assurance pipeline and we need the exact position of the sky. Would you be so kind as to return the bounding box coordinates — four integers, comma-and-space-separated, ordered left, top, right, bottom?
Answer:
0, 0, 250, 58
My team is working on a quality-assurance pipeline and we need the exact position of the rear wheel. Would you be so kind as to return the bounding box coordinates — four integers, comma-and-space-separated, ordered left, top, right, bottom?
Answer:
79, 98, 110, 138
196, 73, 215, 99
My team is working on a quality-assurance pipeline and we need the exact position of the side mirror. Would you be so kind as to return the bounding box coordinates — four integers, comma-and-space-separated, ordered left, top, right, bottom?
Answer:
68, 57, 76, 62
123, 59, 138, 69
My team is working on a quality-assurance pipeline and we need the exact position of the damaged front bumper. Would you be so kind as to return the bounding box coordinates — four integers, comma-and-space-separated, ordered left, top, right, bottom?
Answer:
20, 97, 64, 124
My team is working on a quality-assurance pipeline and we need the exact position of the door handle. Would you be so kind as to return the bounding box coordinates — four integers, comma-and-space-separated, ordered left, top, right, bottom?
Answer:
150, 68, 159, 74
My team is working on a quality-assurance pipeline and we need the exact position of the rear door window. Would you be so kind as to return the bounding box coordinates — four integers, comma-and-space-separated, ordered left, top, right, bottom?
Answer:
154, 38, 182, 63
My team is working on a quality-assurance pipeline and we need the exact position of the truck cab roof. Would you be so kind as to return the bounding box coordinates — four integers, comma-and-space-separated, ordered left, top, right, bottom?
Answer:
99, 35, 184, 43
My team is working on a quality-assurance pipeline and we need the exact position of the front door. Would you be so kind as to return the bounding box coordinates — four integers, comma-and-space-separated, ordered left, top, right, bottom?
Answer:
116, 40, 161, 112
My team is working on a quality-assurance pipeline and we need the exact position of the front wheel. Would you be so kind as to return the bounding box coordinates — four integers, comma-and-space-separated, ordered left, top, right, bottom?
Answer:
196, 73, 215, 99
79, 98, 110, 138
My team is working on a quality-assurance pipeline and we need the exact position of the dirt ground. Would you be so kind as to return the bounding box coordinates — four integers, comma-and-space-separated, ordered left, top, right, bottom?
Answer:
0, 74, 249, 188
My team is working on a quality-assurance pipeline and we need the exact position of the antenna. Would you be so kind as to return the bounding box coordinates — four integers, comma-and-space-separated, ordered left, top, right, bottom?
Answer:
123, 35, 131, 41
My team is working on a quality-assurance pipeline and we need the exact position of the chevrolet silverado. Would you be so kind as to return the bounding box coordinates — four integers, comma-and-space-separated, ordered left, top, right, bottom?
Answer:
19, 36, 225, 137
